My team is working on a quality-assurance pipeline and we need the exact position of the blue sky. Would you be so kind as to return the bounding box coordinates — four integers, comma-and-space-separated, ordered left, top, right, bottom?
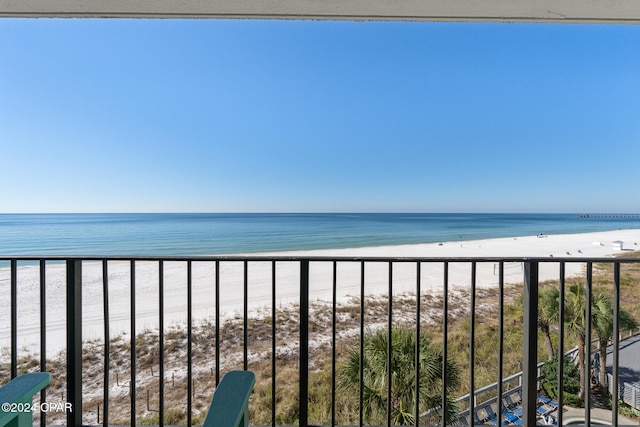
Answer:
1, 19, 639, 213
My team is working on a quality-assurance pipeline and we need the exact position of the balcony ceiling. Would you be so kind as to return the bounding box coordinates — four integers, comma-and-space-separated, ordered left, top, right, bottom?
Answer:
0, 0, 639, 23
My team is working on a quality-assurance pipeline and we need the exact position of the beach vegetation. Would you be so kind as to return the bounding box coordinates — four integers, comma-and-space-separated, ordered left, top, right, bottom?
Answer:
592, 294, 638, 392
539, 353, 581, 406
532, 282, 638, 401
337, 326, 460, 426
538, 287, 561, 361
139, 408, 192, 425
581, 286, 634, 400
618, 400, 640, 421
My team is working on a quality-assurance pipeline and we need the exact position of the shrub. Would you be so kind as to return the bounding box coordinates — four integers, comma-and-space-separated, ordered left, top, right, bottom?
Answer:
540, 354, 581, 404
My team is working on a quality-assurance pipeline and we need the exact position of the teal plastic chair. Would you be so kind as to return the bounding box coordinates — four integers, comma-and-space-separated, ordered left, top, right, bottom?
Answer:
0, 373, 51, 427
203, 371, 255, 427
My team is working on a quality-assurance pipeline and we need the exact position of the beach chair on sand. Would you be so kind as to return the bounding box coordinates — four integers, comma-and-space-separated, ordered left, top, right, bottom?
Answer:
0, 372, 51, 427
203, 370, 255, 427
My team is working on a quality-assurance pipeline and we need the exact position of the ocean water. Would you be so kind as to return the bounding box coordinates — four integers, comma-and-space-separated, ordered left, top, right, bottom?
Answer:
0, 213, 639, 256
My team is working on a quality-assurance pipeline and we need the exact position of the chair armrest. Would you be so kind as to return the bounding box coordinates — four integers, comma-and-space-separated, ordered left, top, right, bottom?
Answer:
0, 373, 51, 427
203, 371, 255, 427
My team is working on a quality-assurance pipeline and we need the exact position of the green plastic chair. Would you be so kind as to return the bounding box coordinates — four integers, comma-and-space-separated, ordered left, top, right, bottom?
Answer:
0, 373, 51, 427
202, 371, 255, 427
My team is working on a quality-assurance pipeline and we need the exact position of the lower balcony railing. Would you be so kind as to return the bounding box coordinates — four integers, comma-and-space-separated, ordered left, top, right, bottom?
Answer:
1, 256, 639, 426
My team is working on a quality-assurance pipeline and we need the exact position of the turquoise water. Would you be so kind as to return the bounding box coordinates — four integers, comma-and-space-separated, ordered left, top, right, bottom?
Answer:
0, 213, 639, 256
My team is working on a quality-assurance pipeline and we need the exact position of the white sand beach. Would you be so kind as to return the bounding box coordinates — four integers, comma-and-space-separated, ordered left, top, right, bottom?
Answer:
1, 229, 639, 357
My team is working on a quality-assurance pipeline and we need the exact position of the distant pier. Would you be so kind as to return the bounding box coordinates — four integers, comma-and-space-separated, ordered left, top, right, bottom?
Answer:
577, 214, 640, 219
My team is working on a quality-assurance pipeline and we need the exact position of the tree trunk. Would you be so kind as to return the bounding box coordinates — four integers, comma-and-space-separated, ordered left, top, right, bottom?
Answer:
598, 339, 608, 395
577, 336, 586, 400
540, 322, 555, 361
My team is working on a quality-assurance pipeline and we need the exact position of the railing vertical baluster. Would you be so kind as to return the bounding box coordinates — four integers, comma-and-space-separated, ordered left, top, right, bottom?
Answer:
299, 260, 309, 427
415, 262, 420, 427
40, 259, 47, 427
159, 260, 165, 427
244, 260, 248, 371
67, 259, 83, 427
387, 261, 393, 427
187, 260, 193, 427
612, 262, 620, 427
443, 262, 450, 427
522, 261, 539, 427
215, 260, 220, 385
1, 254, 638, 427
332, 261, 337, 427
130, 260, 136, 427
271, 260, 277, 427
10, 259, 17, 379
359, 261, 365, 427
497, 262, 504, 427
102, 260, 109, 427
558, 262, 565, 427
469, 262, 476, 418
585, 262, 593, 427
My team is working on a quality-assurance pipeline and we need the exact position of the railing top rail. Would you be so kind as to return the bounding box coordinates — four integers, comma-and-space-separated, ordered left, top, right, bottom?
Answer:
1, 255, 640, 262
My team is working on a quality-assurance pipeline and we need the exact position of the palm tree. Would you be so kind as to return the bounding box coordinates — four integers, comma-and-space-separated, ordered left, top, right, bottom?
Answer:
513, 288, 560, 361
561, 284, 637, 400
563, 283, 591, 400
338, 326, 460, 425
591, 294, 638, 391
538, 287, 561, 361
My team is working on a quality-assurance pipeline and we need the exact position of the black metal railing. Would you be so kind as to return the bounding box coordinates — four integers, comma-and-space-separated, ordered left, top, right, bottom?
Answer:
2, 256, 639, 426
